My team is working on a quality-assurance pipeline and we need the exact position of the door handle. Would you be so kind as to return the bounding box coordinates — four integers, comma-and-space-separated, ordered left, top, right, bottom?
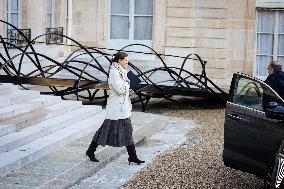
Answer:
228, 113, 242, 121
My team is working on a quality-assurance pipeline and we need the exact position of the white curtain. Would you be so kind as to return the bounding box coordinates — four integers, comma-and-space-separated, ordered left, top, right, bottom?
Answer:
134, 0, 153, 15
9, 0, 19, 27
110, 0, 129, 39
134, 0, 153, 40
256, 10, 274, 76
110, 16, 129, 39
46, 0, 53, 28
278, 11, 284, 68
134, 17, 152, 40
111, 0, 129, 14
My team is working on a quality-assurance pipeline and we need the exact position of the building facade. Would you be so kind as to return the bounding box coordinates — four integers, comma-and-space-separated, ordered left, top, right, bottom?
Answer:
0, 0, 283, 88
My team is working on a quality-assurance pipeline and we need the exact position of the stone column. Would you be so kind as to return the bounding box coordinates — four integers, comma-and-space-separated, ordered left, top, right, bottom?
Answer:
152, 0, 167, 55
67, 0, 72, 45
28, 0, 45, 41
97, 0, 108, 48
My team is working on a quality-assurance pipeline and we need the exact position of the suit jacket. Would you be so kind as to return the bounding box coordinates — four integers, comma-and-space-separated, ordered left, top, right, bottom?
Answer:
105, 63, 132, 120
265, 71, 284, 100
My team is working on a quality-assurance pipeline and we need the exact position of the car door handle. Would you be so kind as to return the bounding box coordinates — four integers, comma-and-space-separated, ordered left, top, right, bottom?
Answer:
228, 113, 242, 121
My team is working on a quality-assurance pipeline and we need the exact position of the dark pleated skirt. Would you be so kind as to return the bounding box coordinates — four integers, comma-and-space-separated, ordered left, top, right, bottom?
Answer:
92, 118, 134, 147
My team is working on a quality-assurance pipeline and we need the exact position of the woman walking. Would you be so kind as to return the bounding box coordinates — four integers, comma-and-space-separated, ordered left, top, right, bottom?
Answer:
86, 52, 145, 165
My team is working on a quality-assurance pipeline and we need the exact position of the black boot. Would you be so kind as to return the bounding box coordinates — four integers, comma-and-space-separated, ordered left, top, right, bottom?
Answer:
126, 144, 145, 165
86, 140, 99, 162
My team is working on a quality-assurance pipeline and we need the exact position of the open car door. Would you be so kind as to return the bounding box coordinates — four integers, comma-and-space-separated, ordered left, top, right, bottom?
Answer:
223, 73, 284, 178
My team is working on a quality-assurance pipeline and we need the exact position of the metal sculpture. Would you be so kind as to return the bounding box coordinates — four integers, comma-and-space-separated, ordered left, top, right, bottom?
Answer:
0, 20, 228, 111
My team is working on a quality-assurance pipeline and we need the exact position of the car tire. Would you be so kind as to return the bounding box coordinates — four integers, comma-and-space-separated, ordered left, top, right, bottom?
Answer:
264, 140, 284, 189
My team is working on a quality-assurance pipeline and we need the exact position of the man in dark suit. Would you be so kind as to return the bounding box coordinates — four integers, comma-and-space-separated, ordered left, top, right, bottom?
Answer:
262, 61, 284, 110
265, 61, 284, 99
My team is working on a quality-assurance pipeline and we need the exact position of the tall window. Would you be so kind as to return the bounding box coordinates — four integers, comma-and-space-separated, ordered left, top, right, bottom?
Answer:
256, 9, 284, 77
110, 0, 153, 41
46, 0, 55, 28
7, 0, 20, 28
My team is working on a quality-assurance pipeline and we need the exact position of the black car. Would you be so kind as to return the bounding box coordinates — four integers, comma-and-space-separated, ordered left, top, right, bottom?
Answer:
223, 73, 284, 189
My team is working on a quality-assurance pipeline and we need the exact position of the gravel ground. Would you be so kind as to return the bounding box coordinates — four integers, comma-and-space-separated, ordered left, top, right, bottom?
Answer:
121, 98, 263, 189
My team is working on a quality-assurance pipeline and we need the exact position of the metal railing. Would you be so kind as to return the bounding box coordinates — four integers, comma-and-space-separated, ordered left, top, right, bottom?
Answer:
46, 27, 64, 44
7, 28, 31, 48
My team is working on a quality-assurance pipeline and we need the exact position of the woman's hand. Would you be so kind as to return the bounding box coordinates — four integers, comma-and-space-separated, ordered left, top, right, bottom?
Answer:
129, 89, 134, 96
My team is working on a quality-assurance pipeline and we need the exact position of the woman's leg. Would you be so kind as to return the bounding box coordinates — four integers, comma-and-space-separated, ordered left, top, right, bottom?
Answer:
86, 139, 99, 162
126, 144, 145, 165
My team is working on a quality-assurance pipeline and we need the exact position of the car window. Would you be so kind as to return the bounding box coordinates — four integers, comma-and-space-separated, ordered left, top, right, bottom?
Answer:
232, 76, 284, 111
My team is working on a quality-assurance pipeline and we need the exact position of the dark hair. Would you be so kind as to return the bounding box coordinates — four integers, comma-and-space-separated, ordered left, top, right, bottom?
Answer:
112, 52, 128, 63
270, 61, 282, 72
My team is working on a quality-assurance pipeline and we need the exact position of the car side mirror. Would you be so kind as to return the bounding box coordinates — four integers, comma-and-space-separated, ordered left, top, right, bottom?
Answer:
265, 103, 284, 121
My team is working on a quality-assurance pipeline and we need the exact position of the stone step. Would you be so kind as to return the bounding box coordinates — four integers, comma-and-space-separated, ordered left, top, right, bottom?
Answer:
0, 109, 106, 177
0, 100, 83, 136
71, 114, 197, 189
0, 105, 102, 154
0, 84, 18, 96
0, 112, 198, 188
0, 95, 61, 121
0, 89, 40, 108
0, 124, 14, 138
0, 112, 165, 188
39, 112, 167, 188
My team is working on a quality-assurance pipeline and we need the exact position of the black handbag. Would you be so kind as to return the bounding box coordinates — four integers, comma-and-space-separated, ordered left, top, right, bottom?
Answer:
127, 70, 141, 91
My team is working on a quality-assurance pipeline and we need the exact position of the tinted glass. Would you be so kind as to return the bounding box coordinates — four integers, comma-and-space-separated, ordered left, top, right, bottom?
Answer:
233, 76, 284, 111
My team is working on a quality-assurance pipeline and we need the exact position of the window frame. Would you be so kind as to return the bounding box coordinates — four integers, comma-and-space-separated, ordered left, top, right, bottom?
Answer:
255, 8, 284, 79
230, 73, 284, 112
109, 0, 153, 41
7, 0, 21, 29
46, 0, 55, 28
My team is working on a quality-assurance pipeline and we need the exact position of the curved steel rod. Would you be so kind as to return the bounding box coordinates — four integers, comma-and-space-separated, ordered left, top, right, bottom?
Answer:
0, 21, 228, 109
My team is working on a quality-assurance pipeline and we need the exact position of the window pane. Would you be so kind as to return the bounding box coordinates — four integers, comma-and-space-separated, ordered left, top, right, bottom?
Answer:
257, 10, 274, 33
11, 0, 18, 12
233, 76, 284, 110
278, 34, 284, 56
110, 16, 129, 39
111, 0, 129, 14
256, 55, 272, 76
47, 0, 52, 12
11, 13, 18, 27
135, 0, 153, 15
277, 56, 284, 67
257, 34, 273, 55
134, 16, 152, 40
233, 77, 264, 110
279, 11, 284, 33
46, 14, 52, 28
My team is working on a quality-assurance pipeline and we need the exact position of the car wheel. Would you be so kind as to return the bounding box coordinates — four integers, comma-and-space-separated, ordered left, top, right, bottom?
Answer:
264, 141, 284, 189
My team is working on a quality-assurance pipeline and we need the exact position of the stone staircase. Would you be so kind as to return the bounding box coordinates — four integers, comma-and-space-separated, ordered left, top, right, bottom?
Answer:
0, 84, 104, 176
0, 111, 198, 189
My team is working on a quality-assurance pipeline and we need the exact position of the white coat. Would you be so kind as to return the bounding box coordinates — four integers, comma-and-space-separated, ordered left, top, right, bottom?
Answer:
105, 62, 132, 120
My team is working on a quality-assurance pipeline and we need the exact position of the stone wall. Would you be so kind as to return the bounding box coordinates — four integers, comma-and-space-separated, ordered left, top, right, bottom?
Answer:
55, 0, 67, 29
72, 0, 100, 47
164, 0, 256, 89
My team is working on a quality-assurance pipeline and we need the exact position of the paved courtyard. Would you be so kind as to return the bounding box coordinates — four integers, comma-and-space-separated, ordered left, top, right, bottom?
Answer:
0, 98, 264, 188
